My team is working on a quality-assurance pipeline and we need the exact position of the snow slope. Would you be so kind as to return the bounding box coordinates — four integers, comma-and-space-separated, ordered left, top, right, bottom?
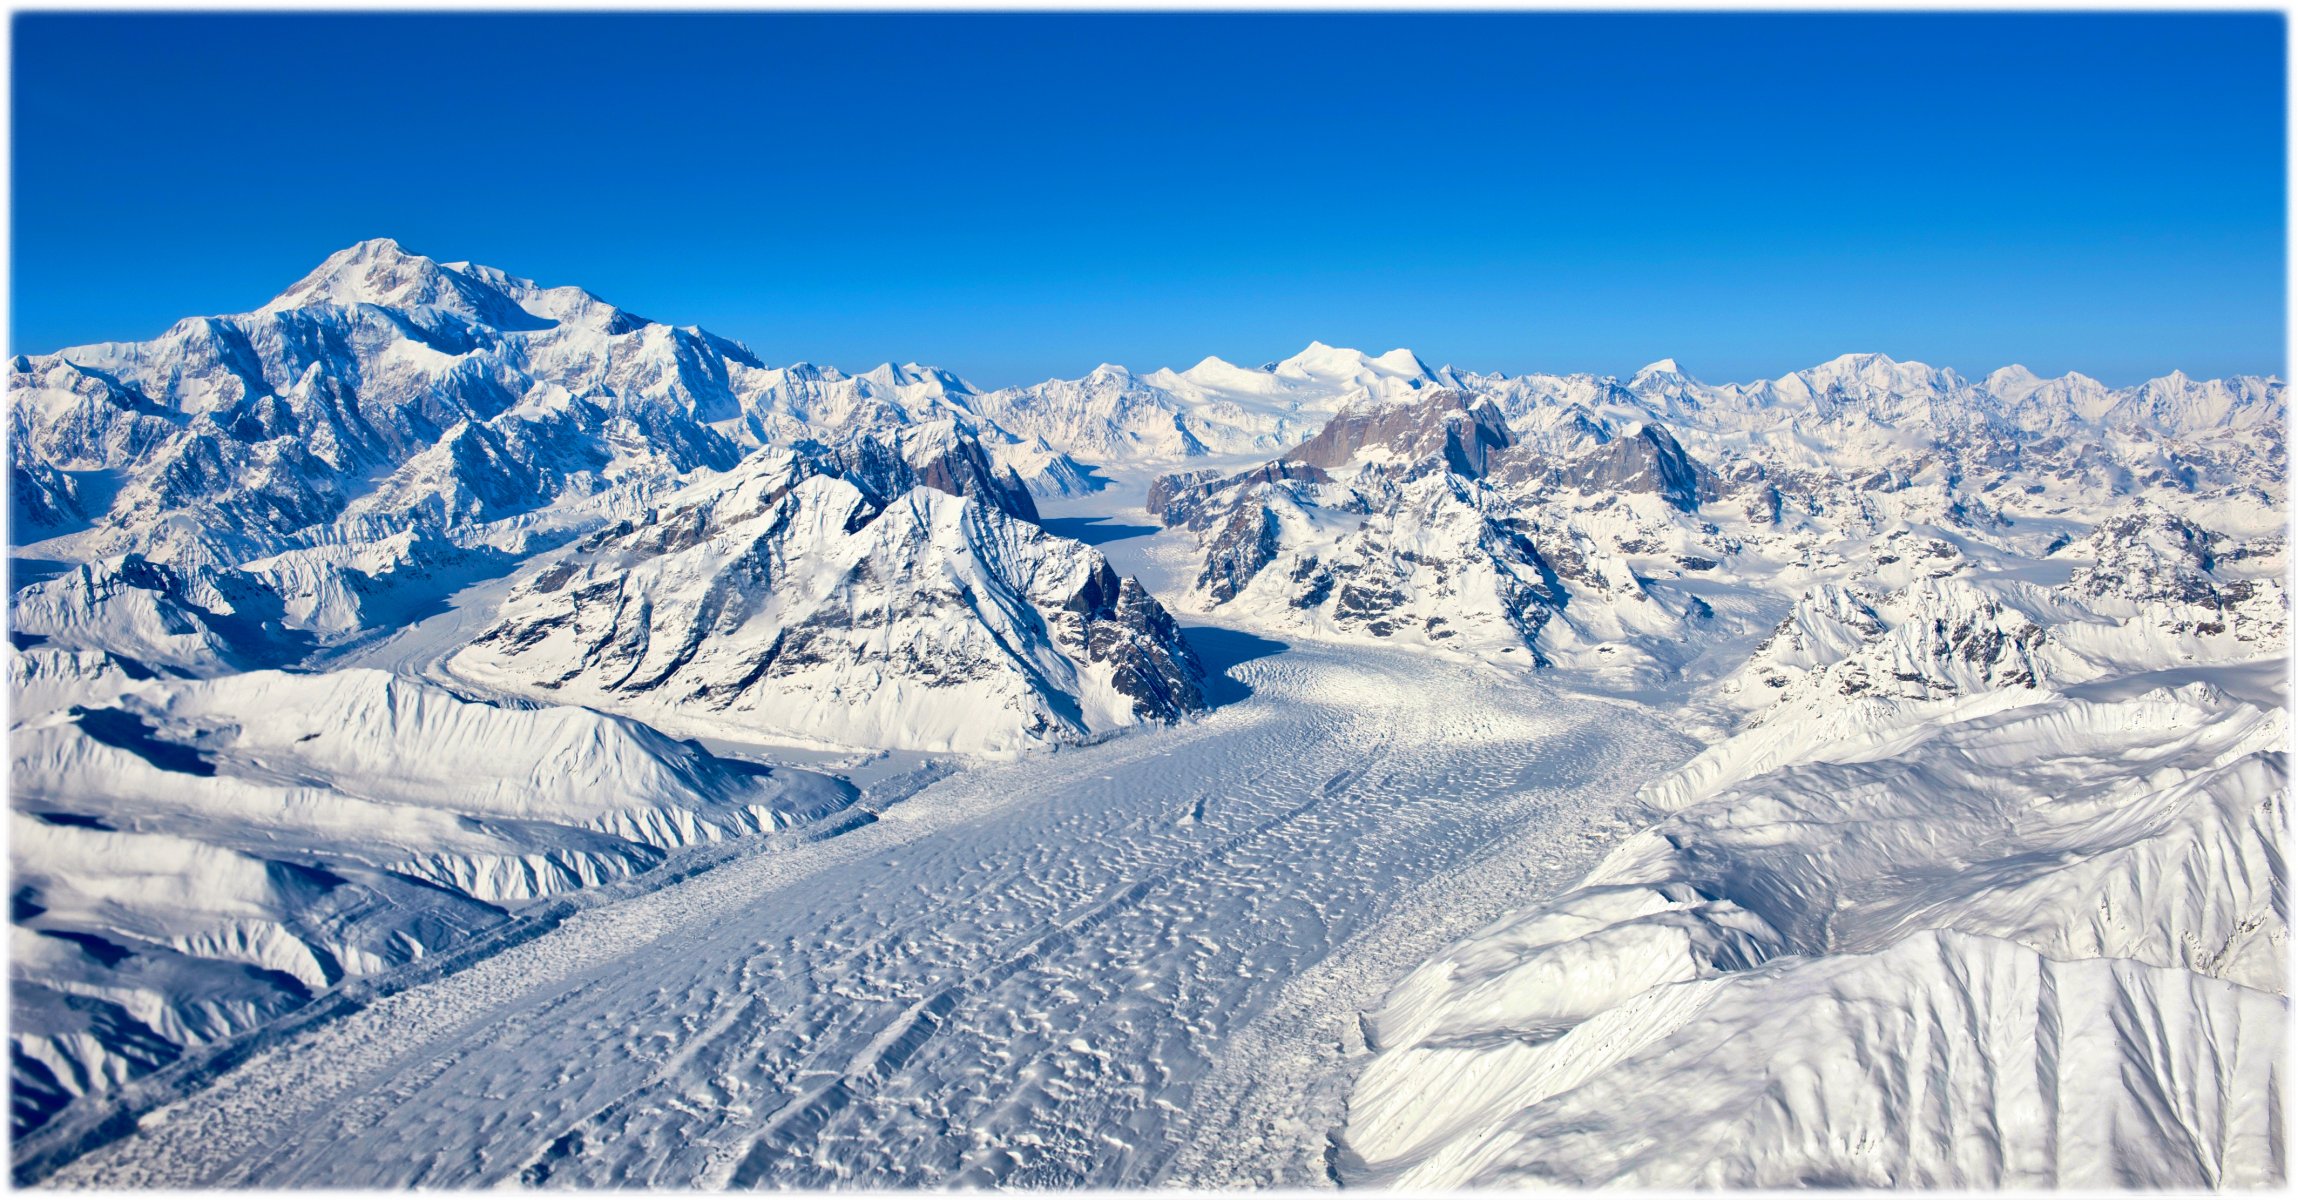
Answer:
25, 639, 1694, 1189
9, 237, 2287, 1187
8, 656, 851, 1136
449, 467, 1203, 754
1342, 661, 2287, 1189
1354, 929, 2281, 1189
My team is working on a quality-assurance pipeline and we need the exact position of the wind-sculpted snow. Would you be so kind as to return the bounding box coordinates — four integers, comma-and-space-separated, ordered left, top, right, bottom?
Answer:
8, 240, 2290, 1187
25, 640, 1694, 1188
1330, 429, 2287, 1188
1355, 930, 2282, 1189
1342, 666, 2288, 1189
6, 241, 1218, 1137
7, 661, 851, 1136
1277, 343, 2291, 1190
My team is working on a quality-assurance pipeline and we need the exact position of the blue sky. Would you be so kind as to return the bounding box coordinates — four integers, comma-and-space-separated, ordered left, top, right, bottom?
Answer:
11, 12, 2286, 387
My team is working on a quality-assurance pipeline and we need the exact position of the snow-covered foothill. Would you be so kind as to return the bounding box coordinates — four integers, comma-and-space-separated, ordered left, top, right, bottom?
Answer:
8, 661, 853, 1133
1344, 665, 2287, 1189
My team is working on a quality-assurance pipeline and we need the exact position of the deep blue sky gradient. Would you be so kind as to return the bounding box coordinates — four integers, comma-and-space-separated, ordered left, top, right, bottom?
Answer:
11, 12, 2286, 386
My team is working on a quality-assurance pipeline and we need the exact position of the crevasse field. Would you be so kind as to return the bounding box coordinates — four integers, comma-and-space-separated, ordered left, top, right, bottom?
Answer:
8, 240, 2287, 1188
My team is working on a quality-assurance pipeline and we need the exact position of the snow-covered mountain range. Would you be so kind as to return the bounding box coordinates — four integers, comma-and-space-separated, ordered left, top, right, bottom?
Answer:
9, 240, 2286, 1186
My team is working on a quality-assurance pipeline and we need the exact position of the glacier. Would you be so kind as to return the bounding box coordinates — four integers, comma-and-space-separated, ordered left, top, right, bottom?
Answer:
7, 239, 2286, 1189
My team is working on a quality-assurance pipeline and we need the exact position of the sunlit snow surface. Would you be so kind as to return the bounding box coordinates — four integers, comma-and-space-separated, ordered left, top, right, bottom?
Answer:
34, 638, 1691, 1187
9, 240, 2288, 1188
1343, 665, 2286, 1189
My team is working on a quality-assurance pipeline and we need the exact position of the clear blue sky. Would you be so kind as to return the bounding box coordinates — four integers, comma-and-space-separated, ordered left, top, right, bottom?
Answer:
11, 12, 2286, 387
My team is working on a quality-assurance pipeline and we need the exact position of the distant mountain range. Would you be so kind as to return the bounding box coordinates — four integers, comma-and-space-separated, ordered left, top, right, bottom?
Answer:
9, 240, 2286, 1182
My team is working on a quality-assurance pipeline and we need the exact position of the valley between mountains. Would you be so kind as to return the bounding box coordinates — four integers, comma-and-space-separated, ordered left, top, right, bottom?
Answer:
9, 240, 2288, 1188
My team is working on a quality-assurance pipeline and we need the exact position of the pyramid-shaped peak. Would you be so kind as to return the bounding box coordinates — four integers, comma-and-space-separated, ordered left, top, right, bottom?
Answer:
261, 240, 554, 331
338, 236, 416, 260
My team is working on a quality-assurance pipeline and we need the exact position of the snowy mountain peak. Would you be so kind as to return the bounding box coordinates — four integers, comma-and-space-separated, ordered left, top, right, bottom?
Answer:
1370, 347, 1437, 378
8, 234, 2293, 1179
260, 237, 554, 330
1802, 350, 1931, 386
1988, 363, 2040, 385
859, 362, 974, 395
1273, 341, 1356, 376
1981, 363, 2041, 398
1172, 354, 1280, 393
1274, 342, 1437, 385
338, 235, 417, 262
1818, 350, 1900, 370
1759, 351, 1979, 418
264, 237, 442, 306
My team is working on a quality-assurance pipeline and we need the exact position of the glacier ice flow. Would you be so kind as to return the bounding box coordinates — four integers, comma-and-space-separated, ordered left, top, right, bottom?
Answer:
31, 640, 1692, 1188
9, 238, 2287, 1188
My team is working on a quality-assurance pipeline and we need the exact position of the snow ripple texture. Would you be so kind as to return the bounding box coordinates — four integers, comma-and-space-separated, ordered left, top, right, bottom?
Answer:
11, 239, 2289, 1189
37, 641, 1690, 1188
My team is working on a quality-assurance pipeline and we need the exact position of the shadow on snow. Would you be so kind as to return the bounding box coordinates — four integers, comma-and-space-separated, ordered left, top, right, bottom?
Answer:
1038, 515, 1162, 547
1182, 625, 1289, 709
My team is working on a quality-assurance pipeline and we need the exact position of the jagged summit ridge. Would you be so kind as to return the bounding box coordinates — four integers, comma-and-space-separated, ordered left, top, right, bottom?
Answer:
7, 239, 2287, 1176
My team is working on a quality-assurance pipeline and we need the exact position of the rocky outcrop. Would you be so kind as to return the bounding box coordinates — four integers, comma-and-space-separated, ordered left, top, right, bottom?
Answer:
454, 474, 1204, 754
1282, 389, 1511, 479
1148, 461, 1330, 530
1196, 502, 1281, 604
818, 420, 1039, 522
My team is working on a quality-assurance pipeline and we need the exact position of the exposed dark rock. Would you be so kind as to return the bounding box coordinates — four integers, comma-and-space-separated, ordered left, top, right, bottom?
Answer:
1196, 503, 1280, 604
1494, 423, 1716, 513
827, 430, 1038, 522
1283, 389, 1511, 480
1149, 461, 1330, 530
1067, 563, 1205, 720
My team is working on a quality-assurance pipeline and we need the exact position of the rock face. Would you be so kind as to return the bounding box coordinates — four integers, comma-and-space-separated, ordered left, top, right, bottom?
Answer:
1148, 389, 1724, 676
1329, 354, 2289, 1191
1492, 421, 1714, 512
816, 420, 1040, 523
9, 241, 2290, 1176
6, 241, 1210, 1135
1143, 347, 2285, 689
6, 238, 1083, 577
1149, 461, 1331, 531
452, 465, 1202, 754
1281, 389, 1511, 478
5, 242, 1198, 732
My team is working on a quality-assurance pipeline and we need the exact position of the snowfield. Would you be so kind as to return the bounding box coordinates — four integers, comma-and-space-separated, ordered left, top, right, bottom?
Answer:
1342, 667, 2287, 1189
10, 240, 2288, 1189
8, 656, 854, 1134
29, 639, 1692, 1188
